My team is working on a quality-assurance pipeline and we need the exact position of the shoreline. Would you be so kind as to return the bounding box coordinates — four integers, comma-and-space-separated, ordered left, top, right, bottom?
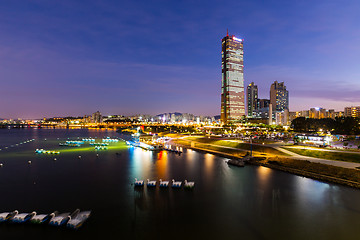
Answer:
172, 140, 360, 189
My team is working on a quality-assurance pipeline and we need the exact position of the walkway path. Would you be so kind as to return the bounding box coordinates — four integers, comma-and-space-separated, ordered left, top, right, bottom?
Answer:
284, 145, 360, 155
274, 147, 360, 169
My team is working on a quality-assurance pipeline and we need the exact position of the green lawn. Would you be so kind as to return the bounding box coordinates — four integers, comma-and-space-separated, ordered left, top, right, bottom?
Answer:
284, 147, 360, 163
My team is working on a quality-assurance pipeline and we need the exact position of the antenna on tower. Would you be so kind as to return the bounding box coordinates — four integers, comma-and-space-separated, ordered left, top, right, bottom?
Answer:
227, 29, 229, 36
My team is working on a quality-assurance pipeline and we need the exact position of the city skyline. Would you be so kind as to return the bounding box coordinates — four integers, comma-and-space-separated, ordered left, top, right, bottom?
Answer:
1, 0, 360, 119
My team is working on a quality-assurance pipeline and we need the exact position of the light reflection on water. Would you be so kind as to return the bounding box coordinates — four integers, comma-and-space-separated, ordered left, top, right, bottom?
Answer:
155, 151, 168, 180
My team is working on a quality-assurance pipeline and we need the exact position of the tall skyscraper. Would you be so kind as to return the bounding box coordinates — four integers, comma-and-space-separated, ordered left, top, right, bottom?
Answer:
246, 82, 258, 117
221, 31, 245, 123
270, 81, 289, 112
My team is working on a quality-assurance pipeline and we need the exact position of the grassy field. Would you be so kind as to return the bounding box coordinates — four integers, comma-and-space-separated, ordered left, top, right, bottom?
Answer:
284, 147, 360, 163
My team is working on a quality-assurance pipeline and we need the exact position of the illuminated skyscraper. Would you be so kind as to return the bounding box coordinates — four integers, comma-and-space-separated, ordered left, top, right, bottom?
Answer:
221, 31, 245, 123
270, 81, 289, 112
246, 82, 258, 117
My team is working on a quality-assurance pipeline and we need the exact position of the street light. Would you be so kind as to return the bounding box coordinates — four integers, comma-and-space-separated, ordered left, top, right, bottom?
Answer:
250, 135, 253, 157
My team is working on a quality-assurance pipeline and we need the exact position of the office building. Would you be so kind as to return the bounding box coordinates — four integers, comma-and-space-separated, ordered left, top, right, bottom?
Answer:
246, 82, 258, 117
275, 109, 289, 126
257, 99, 270, 109
270, 81, 289, 112
344, 106, 360, 118
221, 31, 245, 123
92, 111, 102, 123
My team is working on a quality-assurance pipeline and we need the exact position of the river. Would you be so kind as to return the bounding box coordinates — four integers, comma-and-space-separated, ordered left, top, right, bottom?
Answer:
0, 128, 359, 240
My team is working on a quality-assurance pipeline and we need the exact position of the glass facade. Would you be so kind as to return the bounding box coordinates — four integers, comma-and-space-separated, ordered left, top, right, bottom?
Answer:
221, 34, 245, 123
246, 82, 258, 117
270, 81, 289, 112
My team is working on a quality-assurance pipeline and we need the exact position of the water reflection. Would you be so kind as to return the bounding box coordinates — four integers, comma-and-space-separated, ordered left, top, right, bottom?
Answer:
295, 176, 331, 207
203, 153, 215, 180
129, 147, 153, 179
257, 166, 272, 190
155, 151, 168, 179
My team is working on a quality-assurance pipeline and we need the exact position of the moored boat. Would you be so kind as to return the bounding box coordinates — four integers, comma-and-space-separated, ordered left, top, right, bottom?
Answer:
184, 180, 195, 189
67, 211, 91, 229
31, 211, 58, 224
159, 179, 169, 187
134, 178, 144, 186
11, 211, 36, 223
171, 179, 182, 188
0, 210, 18, 222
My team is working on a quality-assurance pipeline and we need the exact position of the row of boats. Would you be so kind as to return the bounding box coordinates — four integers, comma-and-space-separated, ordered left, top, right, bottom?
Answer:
35, 149, 60, 154
102, 137, 119, 142
0, 209, 91, 229
0, 139, 35, 151
59, 140, 85, 147
134, 178, 195, 189
94, 146, 108, 150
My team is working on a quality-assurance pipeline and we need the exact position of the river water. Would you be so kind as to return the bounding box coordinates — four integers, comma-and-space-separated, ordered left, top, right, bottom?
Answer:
0, 128, 359, 240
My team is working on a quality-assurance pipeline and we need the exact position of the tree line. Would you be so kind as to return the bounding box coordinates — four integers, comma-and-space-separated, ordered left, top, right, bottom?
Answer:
291, 117, 360, 135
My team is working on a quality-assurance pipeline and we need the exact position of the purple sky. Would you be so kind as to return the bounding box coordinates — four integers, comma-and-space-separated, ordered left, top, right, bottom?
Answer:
1, 0, 360, 119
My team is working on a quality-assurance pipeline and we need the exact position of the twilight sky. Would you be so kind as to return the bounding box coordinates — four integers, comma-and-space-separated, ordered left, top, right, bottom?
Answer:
1, 0, 360, 119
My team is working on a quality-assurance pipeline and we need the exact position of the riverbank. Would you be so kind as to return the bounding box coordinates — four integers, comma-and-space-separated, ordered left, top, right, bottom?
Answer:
248, 157, 360, 189
171, 138, 360, 189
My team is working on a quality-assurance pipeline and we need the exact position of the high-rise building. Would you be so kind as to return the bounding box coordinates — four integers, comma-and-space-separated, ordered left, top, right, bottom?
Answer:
270, 81, 289, 112
257, 99, 270, 109
92, 111, 102, 123
221, 31, 245, 123
246, 82, 258, 117
345, 106, 360, 118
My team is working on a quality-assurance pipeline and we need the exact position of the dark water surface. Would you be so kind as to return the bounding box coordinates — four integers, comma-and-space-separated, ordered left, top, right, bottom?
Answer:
0, 128, 360, 240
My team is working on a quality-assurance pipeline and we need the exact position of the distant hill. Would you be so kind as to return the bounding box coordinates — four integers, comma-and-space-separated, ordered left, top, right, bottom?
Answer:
155, 112, 183, 117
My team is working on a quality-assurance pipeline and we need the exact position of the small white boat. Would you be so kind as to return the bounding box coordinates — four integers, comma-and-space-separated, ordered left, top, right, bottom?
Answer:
31, 211, 58, 224
134, 178, 144, 186
172, 179, 182, 188
11, 211, 36, 223
184, 180, 195, 189
49, 212, 70, 226
0, 210, 18, 222
159, 179, 169, 187
147, 179, 156, 187
67, 211, 91, 229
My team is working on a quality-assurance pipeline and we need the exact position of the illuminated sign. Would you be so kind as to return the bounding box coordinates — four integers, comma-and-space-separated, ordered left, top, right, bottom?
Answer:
232, 36, 243, 42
